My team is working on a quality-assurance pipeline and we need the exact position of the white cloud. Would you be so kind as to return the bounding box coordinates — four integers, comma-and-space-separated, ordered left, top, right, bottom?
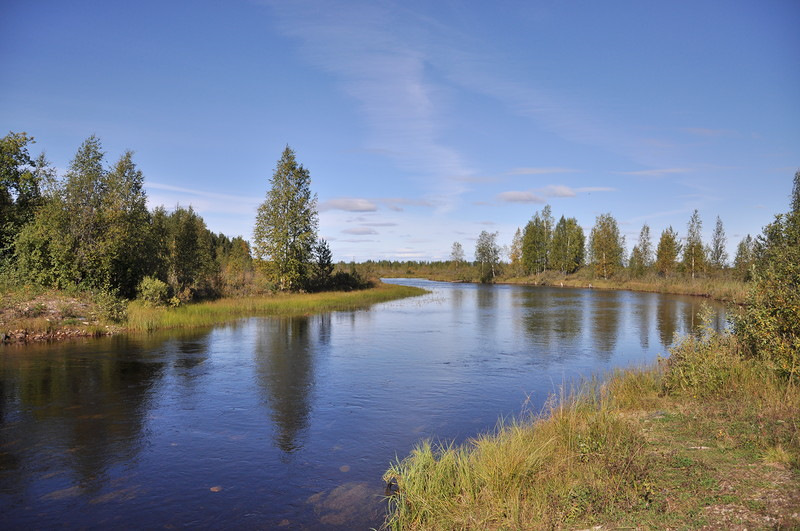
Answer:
496, 184, 612, 203
539, 184, 576, 198
319, 197, 378, 212
507, 167, 579, 175
576, 186, 615, 193
497, 190, 546, 203
342, 227, 378, 235
617, 168, 692, 177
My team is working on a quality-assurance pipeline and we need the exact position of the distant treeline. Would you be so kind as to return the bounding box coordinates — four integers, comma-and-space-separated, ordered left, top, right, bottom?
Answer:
357, 206, 757, 285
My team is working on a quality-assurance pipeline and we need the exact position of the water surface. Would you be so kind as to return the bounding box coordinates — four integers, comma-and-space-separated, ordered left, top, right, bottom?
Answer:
0, 280, 726, 529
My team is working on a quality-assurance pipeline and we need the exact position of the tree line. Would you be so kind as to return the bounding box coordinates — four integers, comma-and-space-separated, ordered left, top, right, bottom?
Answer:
462, 201, 757, 284
1, 132, 362, 316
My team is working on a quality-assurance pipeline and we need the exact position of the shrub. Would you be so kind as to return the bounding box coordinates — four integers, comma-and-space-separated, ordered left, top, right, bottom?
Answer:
137, 276, 170, 307
734, 175, 800, 379
94, 290, 128, 323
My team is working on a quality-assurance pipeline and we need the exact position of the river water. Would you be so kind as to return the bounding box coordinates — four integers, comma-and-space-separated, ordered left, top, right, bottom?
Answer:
0, 279, 727, 529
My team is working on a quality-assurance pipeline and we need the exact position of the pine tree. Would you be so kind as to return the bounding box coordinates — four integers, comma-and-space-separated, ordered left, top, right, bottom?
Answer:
253, 146, 319, 291
709, 216, 728, 270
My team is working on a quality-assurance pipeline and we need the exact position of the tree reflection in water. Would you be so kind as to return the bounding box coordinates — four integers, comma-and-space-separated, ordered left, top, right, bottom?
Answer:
254, 314, 331, 455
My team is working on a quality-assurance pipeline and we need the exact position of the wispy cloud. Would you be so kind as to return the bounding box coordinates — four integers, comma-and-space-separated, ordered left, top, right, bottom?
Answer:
616, 168, 692, 177
507, 167, 579, 176
319, 197, 378, 212
145, 181, 259, 215
497, 190, 546, 203
342, 227, 378, 235
379, 197, 437, 211
147, 182, 260, 206
497, 184, 613, 203
268, 1, 476, 199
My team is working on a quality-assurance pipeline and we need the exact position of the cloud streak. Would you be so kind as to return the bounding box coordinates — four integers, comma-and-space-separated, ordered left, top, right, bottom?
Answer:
319, 198, 378, 212
497, 184, 614, 203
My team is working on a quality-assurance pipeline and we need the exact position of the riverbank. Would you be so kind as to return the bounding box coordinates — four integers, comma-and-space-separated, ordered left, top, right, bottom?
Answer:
500, 272, 749, 304
358, 264, 749, 304
383, 331, 800, 529
1, 282, 427, 343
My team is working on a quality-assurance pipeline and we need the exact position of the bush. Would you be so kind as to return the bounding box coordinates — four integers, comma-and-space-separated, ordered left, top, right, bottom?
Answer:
137, 276, 170, 307
734, 192, 800, 379
94, 290, 128, 323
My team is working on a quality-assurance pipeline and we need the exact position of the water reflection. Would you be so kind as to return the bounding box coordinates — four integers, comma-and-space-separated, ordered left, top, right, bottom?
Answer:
253, 315, 330, 454
591, 291, 621, 356
0, 339, 164, 496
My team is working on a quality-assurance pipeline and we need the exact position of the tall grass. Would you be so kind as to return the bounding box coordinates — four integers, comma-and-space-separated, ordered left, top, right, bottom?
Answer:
126, 282, 426, 332
383, 330, 800, 529
384, 381, 652, 529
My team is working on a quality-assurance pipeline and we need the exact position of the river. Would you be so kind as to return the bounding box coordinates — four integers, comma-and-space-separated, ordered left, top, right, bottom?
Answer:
0, 279, 727, 529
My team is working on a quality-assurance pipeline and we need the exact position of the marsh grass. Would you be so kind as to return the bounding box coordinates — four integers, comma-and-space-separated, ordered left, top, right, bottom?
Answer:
383, 331, 800, 529
126, 283, 426, 332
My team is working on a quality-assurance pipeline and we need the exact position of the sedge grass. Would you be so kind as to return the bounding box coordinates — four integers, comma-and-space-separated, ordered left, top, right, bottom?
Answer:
126, 282, 426, 332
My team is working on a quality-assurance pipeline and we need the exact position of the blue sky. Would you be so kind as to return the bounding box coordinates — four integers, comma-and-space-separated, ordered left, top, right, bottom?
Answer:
2, 0, 798, 262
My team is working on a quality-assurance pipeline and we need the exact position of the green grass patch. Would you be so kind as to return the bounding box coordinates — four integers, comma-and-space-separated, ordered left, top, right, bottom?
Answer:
125, 282, 426, 332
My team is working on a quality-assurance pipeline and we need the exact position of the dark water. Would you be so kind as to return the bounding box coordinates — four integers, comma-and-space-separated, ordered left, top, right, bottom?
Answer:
0, 280, 727, 529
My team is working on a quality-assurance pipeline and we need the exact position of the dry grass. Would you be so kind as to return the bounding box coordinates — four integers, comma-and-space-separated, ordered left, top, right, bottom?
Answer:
383, 332, 800, 530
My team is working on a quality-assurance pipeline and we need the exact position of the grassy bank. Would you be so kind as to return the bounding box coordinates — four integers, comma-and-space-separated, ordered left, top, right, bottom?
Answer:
1, 282, 427, 340
125, 282, 426, 332
383, 330, 800, 529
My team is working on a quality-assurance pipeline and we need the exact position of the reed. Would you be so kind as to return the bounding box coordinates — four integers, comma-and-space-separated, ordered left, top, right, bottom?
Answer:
125, 282, 426, 332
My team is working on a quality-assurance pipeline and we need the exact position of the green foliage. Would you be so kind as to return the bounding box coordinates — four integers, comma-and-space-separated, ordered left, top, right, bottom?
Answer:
450, 241, 465, 262
0, 132, 52, 261
308, 238, 334, 291
475, 230, 500, 283
522, 205, 553, 274
137, 276, 170, 307
655, 226, 681, 277
709, 216, 728, 269
550, 216, 585, 274
13, 137, 152, 297
160, 205, 214, 298
681, 209, 706, 279
663, 309, 742, 397
628, 224, 653, 277
508, 229, 523, 276
733, 234, 755, 281
735, 171, 800, 378
94, 290, 128, 323
588, 213, 624, 279
253, 146, 319, 291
